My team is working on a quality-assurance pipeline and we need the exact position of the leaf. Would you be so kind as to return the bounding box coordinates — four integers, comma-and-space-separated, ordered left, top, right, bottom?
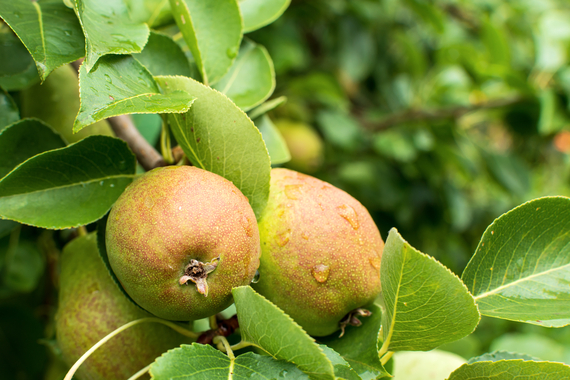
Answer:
319, 346, 362, 380
0, 119, 66, 179
319, 303, 388, 380
461, 197, 570, 327
232, 286, 335, 380
247, 95, 287, 120
468, 351, 539, 364
156, 76, 271, 220
0, 0, 85, 81
3, 239, 45, 293
74, 0, 150, 72
150, 343, 310, 379
239, 0, 290, 33
133, 31, 193, 77
489, 333, 566, 363
392, 350, 466, 380
125, 0, 172, 28
0, 88, 19, 131
0, 24, 40, 91
379, 228, 480, 354
0, 135, 136, 229
213, 39, 275, 111
482, 152, 530, 196
447, 360, 570, 380
74, 55, 195, 132
254, 115, 290, 165
316, 109, 361, 151
169, 0, 242, 86
0, 220, 18, 239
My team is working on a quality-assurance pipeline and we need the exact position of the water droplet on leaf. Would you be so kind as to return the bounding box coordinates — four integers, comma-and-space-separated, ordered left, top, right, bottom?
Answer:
226, 46, 238, 58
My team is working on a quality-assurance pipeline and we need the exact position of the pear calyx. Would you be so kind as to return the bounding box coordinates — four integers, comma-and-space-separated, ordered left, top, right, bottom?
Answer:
179, 257, 220, 297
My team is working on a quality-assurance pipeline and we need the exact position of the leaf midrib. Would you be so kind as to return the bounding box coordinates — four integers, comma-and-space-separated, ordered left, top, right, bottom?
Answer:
32, 1, 47, 63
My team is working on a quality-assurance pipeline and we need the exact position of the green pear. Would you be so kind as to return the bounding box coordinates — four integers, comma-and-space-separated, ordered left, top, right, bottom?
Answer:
56, 233, 187, 380
275, 120, 324, 173
19, 65, 113, 143
252, 168, 384, 336
106, 166, 261, 321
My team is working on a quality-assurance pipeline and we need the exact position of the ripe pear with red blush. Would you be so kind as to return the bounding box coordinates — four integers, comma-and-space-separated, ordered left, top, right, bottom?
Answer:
252, 168, 384, 336
105, 166, 261, 321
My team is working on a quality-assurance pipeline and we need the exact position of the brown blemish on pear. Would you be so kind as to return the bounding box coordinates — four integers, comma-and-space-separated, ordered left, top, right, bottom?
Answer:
253, 168, 383, 336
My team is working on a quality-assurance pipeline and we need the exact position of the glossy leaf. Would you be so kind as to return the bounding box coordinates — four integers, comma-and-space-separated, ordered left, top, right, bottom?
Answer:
0, 136, 136, 229
133, 31, 193, 77
447, 360, 570, 380
319, 346, 361, 380
75, 0, 149, 72
319, 303, 388, 380
379, 228, 480, 354
156, 76, 271, 219
232, 286, 335, 380
468, 351, 538, 364
214, 39, 275, 111
0, 119, 66, 179
239, 0, 291, 33
125, 0, 172, 28
0, 23, 40, 91
254, 115, 290, 165
74, 55, 195, 132
0, 0, 85, 81
392, 350, 466, 380
150, 343, 309, 379
462, 197, 570, 327
169, 0, 242, 85
247, 95, 287, 120
0, 89, 19, 131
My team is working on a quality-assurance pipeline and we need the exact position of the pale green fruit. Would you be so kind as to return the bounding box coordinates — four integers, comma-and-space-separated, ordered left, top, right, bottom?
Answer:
253, 168, 384, 336
56, 233, 187, 380
106, 166, 261, 321
275, 120, 324, 173
20, 65, 113, 143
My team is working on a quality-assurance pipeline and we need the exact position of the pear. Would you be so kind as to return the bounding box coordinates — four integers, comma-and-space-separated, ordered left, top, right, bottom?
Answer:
252, 168, 384, 336
106, 166, 261, 321
56, 233, 187, 380
275, 120, 324, 173
19, 65, 113, 143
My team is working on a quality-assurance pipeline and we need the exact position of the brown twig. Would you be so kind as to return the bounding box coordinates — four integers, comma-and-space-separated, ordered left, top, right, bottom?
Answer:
69, 59, 167, 171
196, 315, 240, 345
361, 96, 526, 131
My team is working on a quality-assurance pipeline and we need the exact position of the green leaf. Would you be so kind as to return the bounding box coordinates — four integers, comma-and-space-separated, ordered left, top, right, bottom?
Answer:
239, 0, 290, 33
0, 23, 40, 91
232, 286, 335, 380
319, 346, 361, 380
156, 76, 270, 220
461, 197, 570, 327
316, 109, 361, 151
0, 88, 19, 131
489, 333, 566, 363
213, 39, 275, 111
392, 350, 466, 380
133, 31, 193, 77
74, 55, 195, 132
319, 303, 388, 380
247, 95, 287, 120
125, 0, 172, 28
0, 119, 66, 179
169, 0, 242, 86
379, 228, 480, 354
468, 351, 539, 364
447, 360, 570, 380
74, 0, 150, 72
3, 239, 45, 293
254, 115, 290, 165
482, 152, 530, 196
150, 343, 309, 379
0, 0, 85, 81
0, 135, 136, 229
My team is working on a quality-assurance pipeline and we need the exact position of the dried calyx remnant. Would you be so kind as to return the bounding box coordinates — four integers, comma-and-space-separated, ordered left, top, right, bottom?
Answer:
338, 308, 372, 337
179, 257, 220, 296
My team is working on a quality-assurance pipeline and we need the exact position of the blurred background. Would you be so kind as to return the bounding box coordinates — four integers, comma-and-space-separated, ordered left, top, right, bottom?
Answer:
3, 0, 570, 378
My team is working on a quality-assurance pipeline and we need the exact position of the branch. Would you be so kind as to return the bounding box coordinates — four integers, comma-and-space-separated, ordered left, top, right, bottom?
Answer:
361, 96, 526, 131
70, 59, 166, 171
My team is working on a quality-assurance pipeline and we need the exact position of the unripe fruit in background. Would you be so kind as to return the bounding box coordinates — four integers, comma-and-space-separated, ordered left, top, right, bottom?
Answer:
253, 168, 383, 336
20, 65, 113, 143
56, 233, 187, 380
106, 166, 261, 321
275, 119, 324, 173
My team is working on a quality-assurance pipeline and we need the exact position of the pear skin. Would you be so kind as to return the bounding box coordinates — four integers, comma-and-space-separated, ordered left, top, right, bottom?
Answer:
253, 168, 383, 336
106, 166, 261, 321
56, 233, 187, 380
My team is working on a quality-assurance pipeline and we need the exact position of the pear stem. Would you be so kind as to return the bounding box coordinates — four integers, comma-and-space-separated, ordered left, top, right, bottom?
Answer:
127, 363, 152, 380
209, 314, 218, 330
380, 351, 394, 366
230, 340, 253, 352
214, 336, 235, 360
63, 317, 199, 380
